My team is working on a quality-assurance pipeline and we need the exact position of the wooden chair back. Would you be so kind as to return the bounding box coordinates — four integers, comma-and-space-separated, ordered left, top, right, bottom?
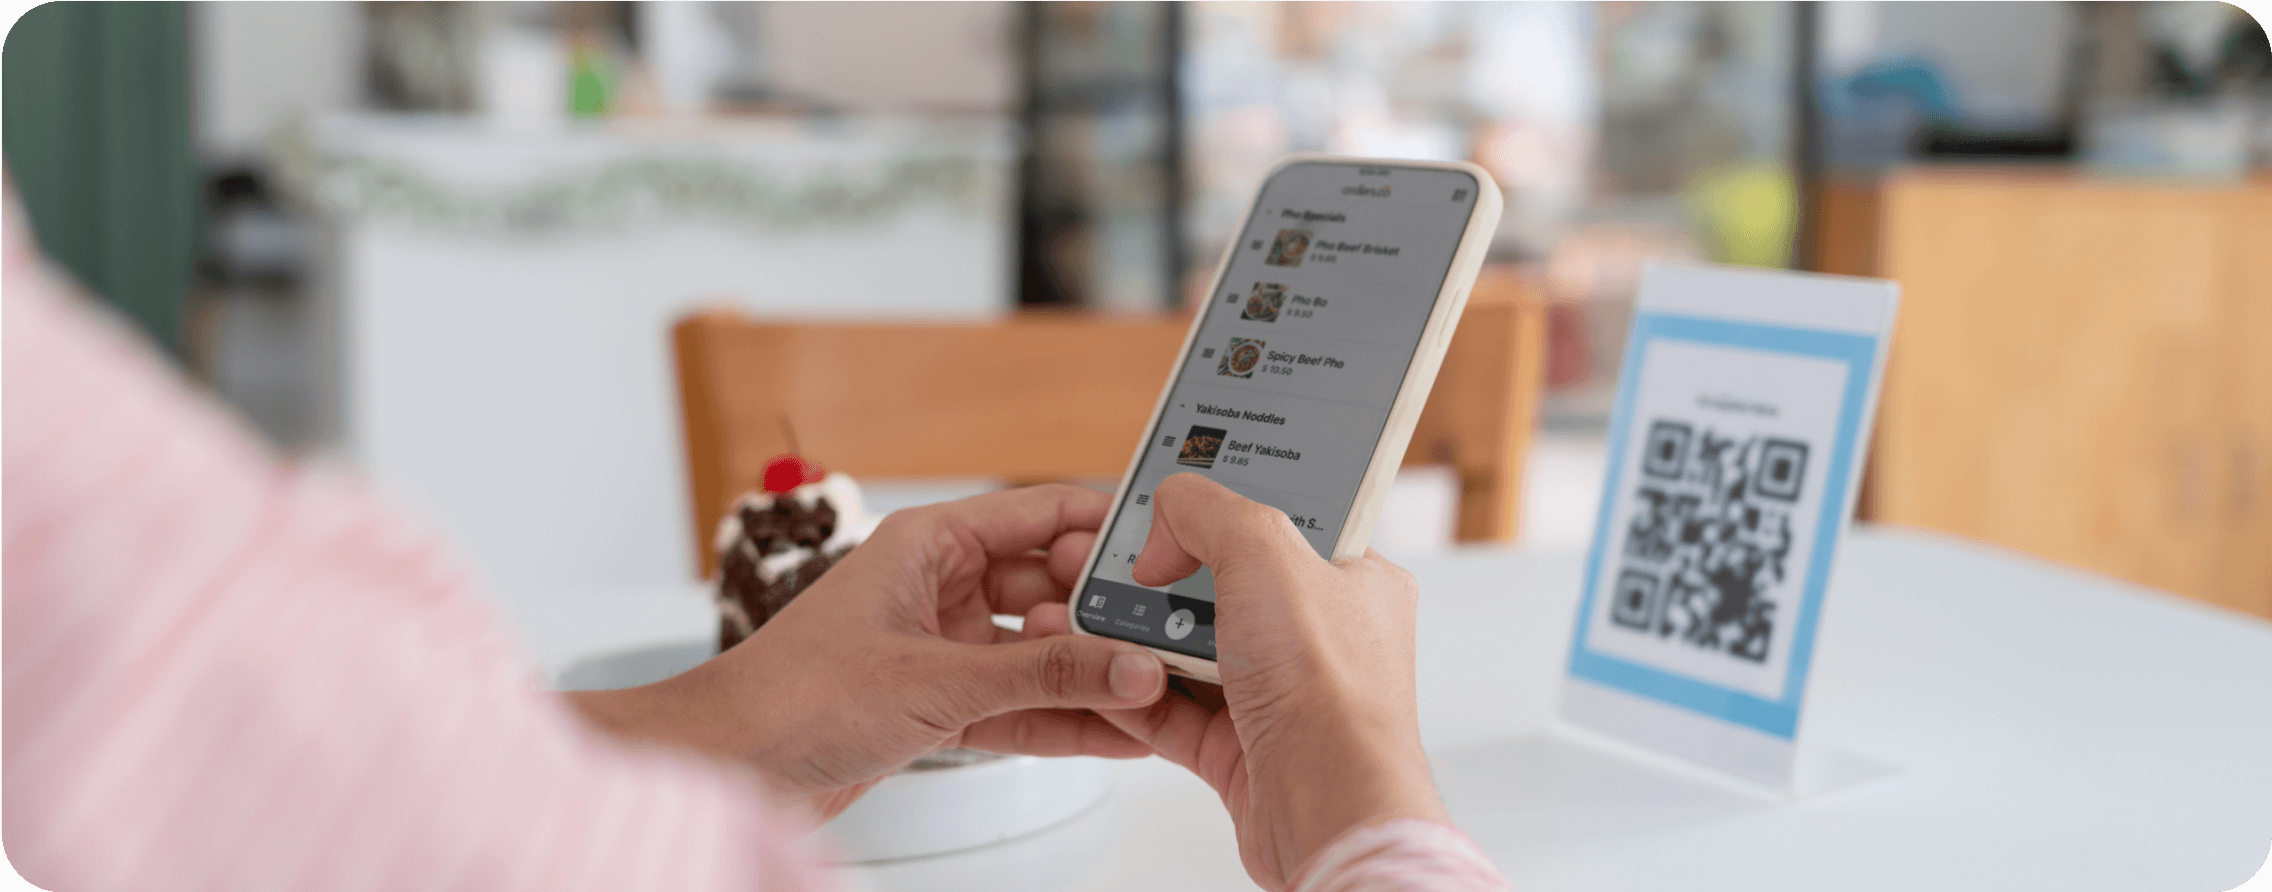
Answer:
673, 270, 1546, 577
1409, 266, 1549, 542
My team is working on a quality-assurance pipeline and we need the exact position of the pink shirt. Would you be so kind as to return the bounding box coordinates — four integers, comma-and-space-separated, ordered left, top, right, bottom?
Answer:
2, 206, 1509, 892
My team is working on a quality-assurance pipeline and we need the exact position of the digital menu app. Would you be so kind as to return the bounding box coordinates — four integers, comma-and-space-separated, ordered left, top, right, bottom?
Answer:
1077, 161, 1480, 658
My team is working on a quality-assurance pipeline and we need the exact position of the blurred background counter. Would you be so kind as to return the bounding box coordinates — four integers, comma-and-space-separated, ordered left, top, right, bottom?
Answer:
294, 114, 1011, 627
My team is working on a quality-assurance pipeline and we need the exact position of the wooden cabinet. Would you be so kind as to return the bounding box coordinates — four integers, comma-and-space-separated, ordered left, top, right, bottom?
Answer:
1824, 172, 2272, 618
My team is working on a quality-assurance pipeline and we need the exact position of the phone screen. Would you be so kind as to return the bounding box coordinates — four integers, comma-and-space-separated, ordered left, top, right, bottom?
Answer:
1075, 160, 1481, 659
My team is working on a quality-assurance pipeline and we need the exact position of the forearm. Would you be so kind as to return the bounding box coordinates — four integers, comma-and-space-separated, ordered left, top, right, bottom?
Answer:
1252, 713, 1448, 883
559, 636, 895, 821
564, 688, 673, 746
563, 657, 774, 766
1, 250, 826, 890
1290, 818, 1512, 892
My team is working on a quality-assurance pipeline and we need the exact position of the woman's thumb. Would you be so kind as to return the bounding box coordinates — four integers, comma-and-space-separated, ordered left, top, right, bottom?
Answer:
934, 636, 1166, 723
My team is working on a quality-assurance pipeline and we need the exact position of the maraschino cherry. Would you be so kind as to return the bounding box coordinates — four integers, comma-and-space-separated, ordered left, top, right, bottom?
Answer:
762, 417, 825, 494
762, 454, 826, 494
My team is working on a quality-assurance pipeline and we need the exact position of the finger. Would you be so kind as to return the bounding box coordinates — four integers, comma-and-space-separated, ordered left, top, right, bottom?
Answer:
981, 553, 1066, 617
969, 531, 1101, 618
959, 708, 1154, 759
1046, 530, 1098, 588
906, 483, 1112, 562
1022, 601, 1073, 639
1131, 473, 1308, 587
985, 611, 1055, 645
1098, 693, 1251, 809
927, 634, 1165, 727
1095, 693, 1217, 776
1171, 676, 1228, 713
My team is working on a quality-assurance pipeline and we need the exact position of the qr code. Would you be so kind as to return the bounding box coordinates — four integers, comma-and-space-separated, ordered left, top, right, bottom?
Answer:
1608, 418, 1809, 663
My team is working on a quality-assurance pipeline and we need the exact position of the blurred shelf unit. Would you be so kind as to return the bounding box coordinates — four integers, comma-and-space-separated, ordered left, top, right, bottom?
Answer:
1016, 2, 1184, 311
1819, 170, 2272, 618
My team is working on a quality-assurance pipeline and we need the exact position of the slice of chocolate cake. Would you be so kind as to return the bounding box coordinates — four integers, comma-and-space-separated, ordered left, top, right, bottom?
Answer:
714, 472, 874, 651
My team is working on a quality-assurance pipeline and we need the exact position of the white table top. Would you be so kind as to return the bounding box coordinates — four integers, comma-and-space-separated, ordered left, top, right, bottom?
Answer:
534, 526, 2272, 892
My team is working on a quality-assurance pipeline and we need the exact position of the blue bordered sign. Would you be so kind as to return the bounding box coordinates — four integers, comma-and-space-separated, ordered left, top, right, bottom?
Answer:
1558, 262, 1898, 791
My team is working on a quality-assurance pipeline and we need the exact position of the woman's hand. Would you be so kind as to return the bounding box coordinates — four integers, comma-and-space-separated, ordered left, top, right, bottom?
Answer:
1029, 473, 1445, 890
569, 484, 1168, 821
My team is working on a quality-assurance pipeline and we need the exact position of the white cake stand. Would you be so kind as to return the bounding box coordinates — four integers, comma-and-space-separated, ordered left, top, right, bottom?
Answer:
554, 640, 1113, 863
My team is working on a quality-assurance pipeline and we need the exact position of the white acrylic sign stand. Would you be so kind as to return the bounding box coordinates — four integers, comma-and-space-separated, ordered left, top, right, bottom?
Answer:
1555, 262, 1900, 799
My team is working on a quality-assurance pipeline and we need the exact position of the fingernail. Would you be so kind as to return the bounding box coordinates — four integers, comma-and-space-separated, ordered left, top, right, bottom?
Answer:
1110, 650, 1160, 701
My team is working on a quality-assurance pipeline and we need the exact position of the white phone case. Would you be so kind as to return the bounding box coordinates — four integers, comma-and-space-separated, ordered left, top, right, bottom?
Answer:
1066, 154, 1504, 684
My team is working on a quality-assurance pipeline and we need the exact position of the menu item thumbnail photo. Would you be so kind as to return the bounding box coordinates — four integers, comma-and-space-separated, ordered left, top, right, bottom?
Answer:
1219, 338, 1265, 378
1177, 426, 1228, 468
1242, 282, 1286, 322
1265, 229, 1311, 267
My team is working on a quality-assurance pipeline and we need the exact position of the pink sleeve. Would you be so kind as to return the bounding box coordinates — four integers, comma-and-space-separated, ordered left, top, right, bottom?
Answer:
2, 211, 834, 891
1290, 819, 1514, 892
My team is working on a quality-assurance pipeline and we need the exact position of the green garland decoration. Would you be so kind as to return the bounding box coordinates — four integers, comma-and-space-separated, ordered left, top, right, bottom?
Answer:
273, 122, 997, 237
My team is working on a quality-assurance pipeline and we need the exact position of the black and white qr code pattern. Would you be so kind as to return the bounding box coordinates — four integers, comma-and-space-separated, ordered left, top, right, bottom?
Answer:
1609, 418, 1810, 664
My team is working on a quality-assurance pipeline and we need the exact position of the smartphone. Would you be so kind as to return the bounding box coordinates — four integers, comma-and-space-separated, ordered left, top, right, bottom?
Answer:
1066, 155, 1502, 683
